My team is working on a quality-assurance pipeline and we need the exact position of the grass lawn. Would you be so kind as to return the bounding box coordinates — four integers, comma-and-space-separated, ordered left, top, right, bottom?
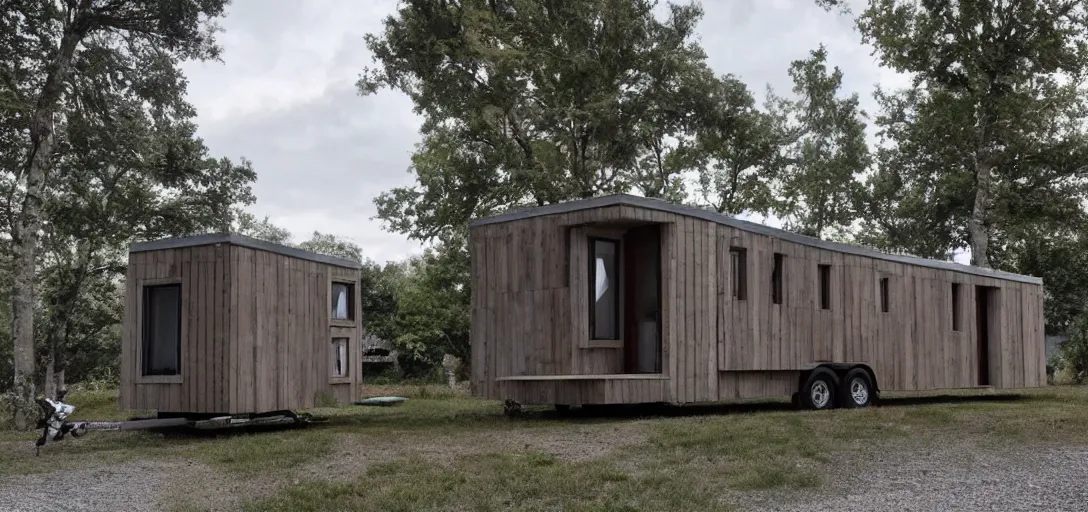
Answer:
2, 384, 1087, 511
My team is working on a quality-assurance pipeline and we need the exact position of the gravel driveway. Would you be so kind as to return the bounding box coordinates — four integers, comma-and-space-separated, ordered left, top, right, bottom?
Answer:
739, 442, 1088, 512
2, 438, 1087, 511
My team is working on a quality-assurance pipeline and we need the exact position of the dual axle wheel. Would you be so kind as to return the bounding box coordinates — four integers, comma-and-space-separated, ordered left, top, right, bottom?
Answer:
793, 367, 875, 411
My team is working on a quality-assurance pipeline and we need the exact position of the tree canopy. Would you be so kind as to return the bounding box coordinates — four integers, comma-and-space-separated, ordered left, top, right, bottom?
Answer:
361, 0, 723, 244
1, 0, 248, 428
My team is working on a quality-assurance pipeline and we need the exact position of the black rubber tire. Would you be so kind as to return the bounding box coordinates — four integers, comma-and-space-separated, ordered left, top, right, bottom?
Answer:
800, 370, 837, 410
839, 368, 874, 409
502, 399, 522, 418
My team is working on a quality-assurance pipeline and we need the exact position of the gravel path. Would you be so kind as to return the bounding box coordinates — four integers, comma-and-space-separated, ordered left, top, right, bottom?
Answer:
0, 459, 188, 512
741, 442, 1088, 512
3, 435, 1087, 511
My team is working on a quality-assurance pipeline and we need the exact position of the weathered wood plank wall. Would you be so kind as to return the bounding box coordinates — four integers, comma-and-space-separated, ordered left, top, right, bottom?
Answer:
120, 242, 362, 414
715, 223, 1046, 392
470, 202, 1046, 406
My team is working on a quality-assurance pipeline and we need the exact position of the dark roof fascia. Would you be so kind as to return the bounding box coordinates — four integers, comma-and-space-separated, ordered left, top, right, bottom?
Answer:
468, 194, 1043, 285
128, 233, 363, 270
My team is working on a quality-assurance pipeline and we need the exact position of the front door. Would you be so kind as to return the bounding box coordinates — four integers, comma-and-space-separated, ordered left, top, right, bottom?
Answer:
622, 225, 661, 373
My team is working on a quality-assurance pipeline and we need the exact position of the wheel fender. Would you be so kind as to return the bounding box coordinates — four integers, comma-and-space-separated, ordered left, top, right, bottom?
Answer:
798, 365, 840, 391
848, 364, 880, 399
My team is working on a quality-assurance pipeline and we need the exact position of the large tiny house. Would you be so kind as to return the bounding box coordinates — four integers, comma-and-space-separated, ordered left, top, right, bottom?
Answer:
119, 233, 364, 417
468, 195, 1046, 412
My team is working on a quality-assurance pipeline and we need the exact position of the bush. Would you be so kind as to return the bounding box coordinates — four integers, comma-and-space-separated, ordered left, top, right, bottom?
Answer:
1060, 314, 1088, 384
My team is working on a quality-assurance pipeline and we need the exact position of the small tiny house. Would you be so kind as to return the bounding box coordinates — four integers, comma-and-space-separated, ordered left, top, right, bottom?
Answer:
119, 233, 363, 416
467, 195, 1047, 411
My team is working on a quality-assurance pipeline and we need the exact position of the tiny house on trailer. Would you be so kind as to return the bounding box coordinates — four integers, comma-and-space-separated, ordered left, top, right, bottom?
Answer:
119, 233, 364, 417
467, 195, 1046, 412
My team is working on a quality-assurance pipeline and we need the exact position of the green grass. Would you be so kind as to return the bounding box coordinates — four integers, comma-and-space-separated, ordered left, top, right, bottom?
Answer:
4, 384, 1088, 511
246, 451, 735, 512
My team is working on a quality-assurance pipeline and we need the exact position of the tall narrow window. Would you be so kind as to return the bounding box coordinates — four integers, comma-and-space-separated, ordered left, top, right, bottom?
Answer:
590, 238, 619, 340
771, 252, 784, 305
818, 264, 831, 310
142, 283, 182, 376
730, 247, 748, 300
952, 283, 962, 331
331, 338, 349, 378
331, 281, 355, 320
880, 277, 890, 313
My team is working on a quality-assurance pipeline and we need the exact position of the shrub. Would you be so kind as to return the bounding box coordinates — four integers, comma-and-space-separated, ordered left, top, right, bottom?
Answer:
1060, 313, 1088, 384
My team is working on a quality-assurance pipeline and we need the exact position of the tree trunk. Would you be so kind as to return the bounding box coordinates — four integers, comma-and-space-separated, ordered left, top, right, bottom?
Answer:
43, 354, 56, 400
969, 161, 992, 269
11, 28, 84, 430
43, 306, 67, 399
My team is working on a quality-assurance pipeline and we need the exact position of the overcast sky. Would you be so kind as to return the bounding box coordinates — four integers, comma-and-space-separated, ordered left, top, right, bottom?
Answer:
179, 0, 913, 264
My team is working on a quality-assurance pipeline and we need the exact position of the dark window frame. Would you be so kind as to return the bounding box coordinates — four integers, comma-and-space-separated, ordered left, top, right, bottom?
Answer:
141, 283, 182, 377
818, 264, 831, 310
951, 282, 962, 331
771, 252, 784, 305
880, 277, 890, 313
331, 337, 350, 379
589, 236, 621, 341
730, 247, 748, 301
331, 280, 356, 321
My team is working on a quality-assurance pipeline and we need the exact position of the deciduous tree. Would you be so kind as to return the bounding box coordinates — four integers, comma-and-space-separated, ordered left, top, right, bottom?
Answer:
768, 46, 869, 239
360, 0, 722, 242
854, 0, 1088, 268
691, 76, 778, 215
2, 0, 236, 428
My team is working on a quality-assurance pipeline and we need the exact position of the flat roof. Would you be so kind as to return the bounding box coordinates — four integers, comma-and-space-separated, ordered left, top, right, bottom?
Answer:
468, 194, 1043, 285
128, 233, 362, 270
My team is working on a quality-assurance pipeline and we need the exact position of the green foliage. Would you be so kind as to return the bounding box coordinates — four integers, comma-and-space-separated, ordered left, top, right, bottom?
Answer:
691, 76, 778, 215
0, 0, 250, 403
361, 0, 724, 243
297, 232, 364, 262
360, 259, 409, 343
853, 0, 1088, 269
393, 244, 470, 377
1061, 313, 1088, 384
232, 210, 293, 245
768, 45, 870, 239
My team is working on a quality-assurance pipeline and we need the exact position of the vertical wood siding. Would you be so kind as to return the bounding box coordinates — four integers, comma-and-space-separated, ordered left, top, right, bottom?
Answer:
470, 203, 1047, 406
120, 243, 361, 414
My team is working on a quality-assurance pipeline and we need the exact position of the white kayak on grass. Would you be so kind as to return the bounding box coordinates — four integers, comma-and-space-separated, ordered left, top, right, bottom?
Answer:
353, 396, 408, 407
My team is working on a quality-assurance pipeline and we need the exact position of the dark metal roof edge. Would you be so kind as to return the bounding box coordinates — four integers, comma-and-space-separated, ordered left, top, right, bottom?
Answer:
128, 233, 363, 270
468, 194, 1044, 286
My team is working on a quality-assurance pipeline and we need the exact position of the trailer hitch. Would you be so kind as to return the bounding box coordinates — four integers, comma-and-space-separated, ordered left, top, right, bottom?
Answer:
32, 391, 323, 456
